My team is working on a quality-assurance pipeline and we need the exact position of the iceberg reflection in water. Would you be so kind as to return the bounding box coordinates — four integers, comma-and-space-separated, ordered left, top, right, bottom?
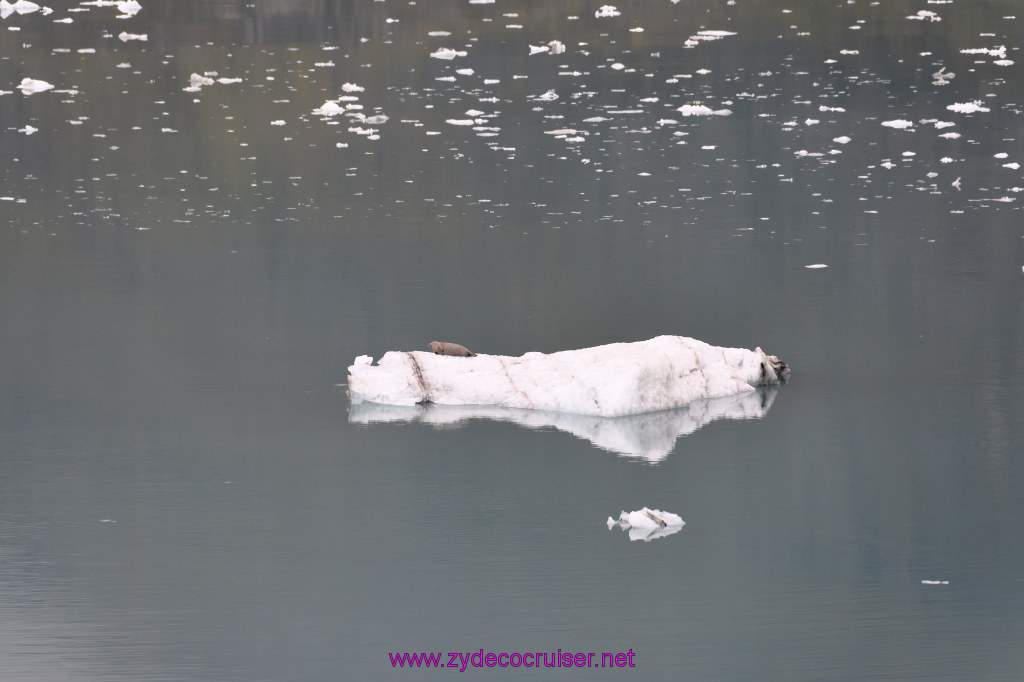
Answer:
348, 387, 778, 463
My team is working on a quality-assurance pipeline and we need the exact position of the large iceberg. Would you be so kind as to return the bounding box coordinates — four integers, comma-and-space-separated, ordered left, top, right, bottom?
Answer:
347, 335, 788, 419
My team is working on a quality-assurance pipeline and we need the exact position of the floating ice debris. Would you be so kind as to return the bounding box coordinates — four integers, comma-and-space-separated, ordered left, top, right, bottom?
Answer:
805, 263, 828, 269
961, 45, 1007, 59
833, 135, 852, 144
348, 336, 789, 419
677, 104, 731, 117
532, 89, 558, 101
881, 119, 914, 129
17, 77, 54, 94
993, 59, 1014, 66
117, 31, 146, 41
430, 47, 467, 60
19, 124, 37, 135
115, 0, 141, 17
0, 0, 47, 17
595, 5, 620, 18
270, 119, 285, 126
907, 10, 940, 21
445, 118, 475, 126
607, 508, 684, 541
341, 82, 364, 92
947, 101, 990, 114
312, 100, 345, 116
183, 73, 214, 91
931, 66, 954, 85
921, 580, 949, 585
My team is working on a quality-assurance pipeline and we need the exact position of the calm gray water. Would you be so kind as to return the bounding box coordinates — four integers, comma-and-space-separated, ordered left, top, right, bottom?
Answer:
2, 1, 1023, 680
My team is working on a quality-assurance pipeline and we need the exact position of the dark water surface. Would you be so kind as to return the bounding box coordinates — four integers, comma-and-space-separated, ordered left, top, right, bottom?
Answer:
2, 1, 1023, 680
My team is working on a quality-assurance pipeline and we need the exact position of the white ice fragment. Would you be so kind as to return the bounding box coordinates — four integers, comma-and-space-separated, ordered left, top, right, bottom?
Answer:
881, 119, 914, 129
993, 59, 1014, 66
312, 100, 345, 116
548, 40, 566, 54
529, 44, 550, 55
183, 72, 214, 92
118, 31, 147, 41
217, 77, 242, 84
921, 580, 950, 585
819, 105, 846, 112
1003, 162, 1020, 170
53, 16, 72, 23
1, 0, 42, 16
607, 508, 684, 541
445, 118, 475, 125
19, 124, 37, 135
341, 83, 364, 93
430, 47, 467, 60
532, 89, 558, 101
348, 336, 789, 418
270, 119, 286, 126
833, 135, 852, 144
805, 263, 828, 269
939, 132, 961, 139
940, 157, 954, 164
455, 68, 474, 76
677, 103, 731, 116
946, 100, 990, 113
17, 77, 54, 95
595, 5, 620, 18
116, 0, 141, 18
907, 10, 940, 21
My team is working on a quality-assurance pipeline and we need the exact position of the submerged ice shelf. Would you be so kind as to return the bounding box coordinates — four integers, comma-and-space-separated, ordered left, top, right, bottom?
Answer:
348, 336, 788, 419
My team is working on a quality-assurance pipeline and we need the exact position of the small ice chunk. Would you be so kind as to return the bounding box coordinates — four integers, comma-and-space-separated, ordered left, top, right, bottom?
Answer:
677, 103, 731, 116
118, 31, 147, 41
312, 100, 345, 116
921, 580, 949, 585
881, 119, 914, 129
532, 89, 558, 101
947, 100, 990, 114
116, 0, 141, 18
270, 119, 286, 126
608, 508, 685, 541
17, 77, 54, 95
907, 10, 940, 22
341, 82, 364, 92
833, 135, 852, 144
805, 263, 828, 269
430, 47, 467, 60
595, 5, 620, 18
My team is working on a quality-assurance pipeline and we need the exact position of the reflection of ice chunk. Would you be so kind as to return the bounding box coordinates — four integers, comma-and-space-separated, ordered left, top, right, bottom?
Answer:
18, 77, 54, 94
607, 508, 684, 542
430, 47, 467, 60
947, 101, 990, 114
677, 104, 731, 116
348, 336, 789, 419
349, 389, 779, 462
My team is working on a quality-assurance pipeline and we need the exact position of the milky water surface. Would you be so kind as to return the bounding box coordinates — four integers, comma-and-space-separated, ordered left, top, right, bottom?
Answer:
1, 1, 1023, 680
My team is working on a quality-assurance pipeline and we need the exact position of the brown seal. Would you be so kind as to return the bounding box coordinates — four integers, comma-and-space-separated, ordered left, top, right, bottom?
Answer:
429, 341, 476, 357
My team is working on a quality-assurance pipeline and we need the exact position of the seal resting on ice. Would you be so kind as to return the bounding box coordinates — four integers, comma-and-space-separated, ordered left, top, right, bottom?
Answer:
429, 341, 476, 357
348, 335, 788, 419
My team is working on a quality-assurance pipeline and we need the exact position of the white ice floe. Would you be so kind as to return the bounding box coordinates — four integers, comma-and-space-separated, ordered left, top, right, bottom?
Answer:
607, 508, 684, 542
677, 103, 732, 117
0, 0, 48, 17
595, 5, 620, 18
17, 77, 54, 94
430, 47, 467, 60
881, 119, 914, 129
117, 31, 146, 41
312, 100, 345, 117
349, 389, 779, 462
946, 101, 990, 114
348, 336, 789, 419
184, 73, 214, 91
